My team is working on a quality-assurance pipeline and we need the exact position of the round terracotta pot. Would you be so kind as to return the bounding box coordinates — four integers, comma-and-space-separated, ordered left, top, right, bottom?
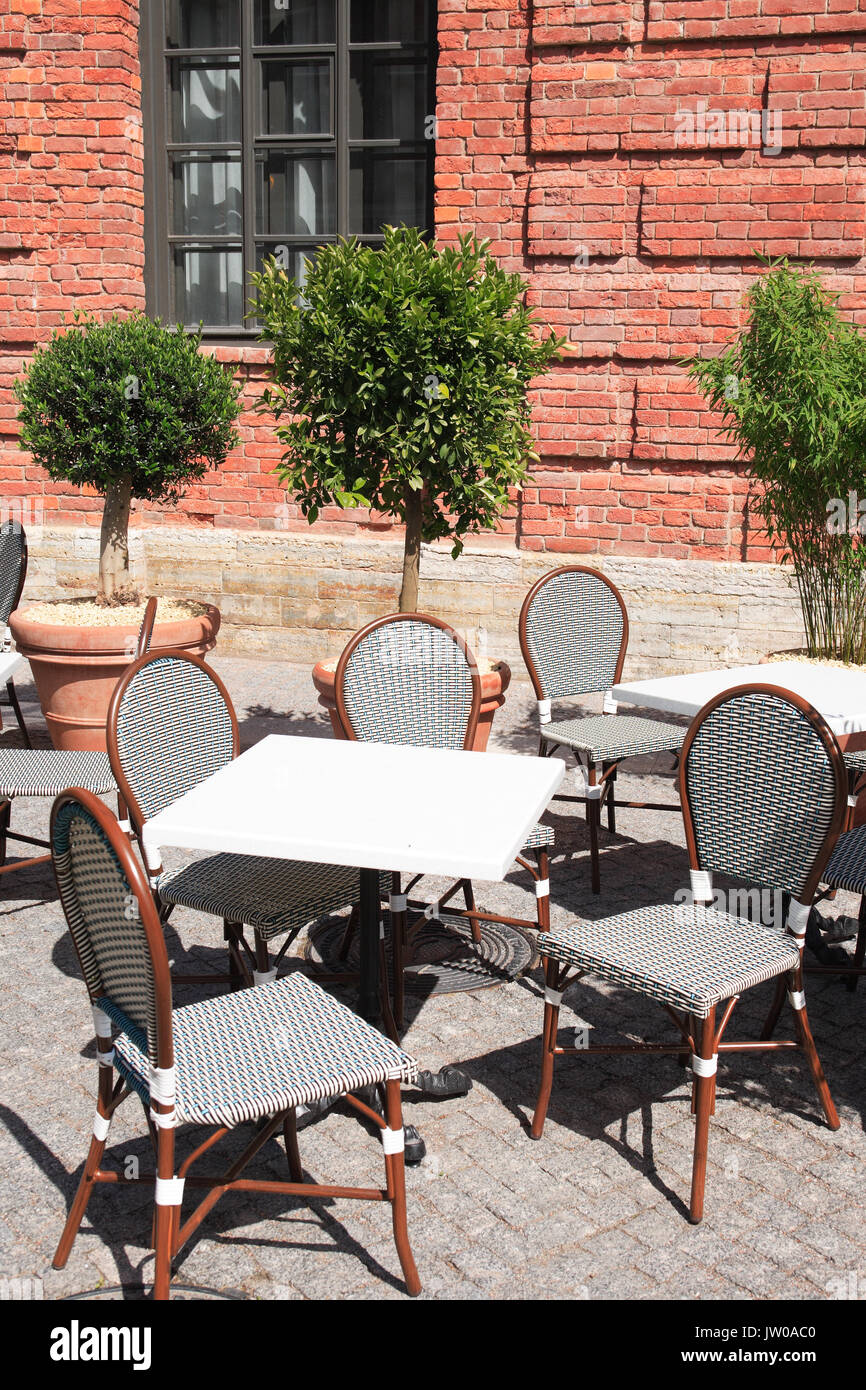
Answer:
312, 656, 512, 751
9, 603, 221, 751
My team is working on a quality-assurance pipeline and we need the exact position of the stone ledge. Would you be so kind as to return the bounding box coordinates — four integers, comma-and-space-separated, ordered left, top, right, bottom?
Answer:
20, 524, 805, 678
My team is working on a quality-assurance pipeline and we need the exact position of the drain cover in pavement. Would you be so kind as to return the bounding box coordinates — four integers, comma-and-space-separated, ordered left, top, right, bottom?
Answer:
305, 914, 539, 995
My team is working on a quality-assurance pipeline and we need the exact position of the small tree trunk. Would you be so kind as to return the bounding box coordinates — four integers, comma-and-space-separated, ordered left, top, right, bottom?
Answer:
399, 489, 423, 613
98, 477, 133, 602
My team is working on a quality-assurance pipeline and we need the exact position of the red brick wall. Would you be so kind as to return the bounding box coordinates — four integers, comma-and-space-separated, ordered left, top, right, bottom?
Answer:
1, 0, 865, 564
438, 0, 866, 562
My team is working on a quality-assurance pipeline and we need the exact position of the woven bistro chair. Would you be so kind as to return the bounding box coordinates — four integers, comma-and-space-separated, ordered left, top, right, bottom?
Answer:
530, 684, 846, 1224
519, 566, 684, 894
50, 788, 421, 1300
0, 597, 157, 876
334, 613, 555, 1030
0, 518, 33, 746
107, 647, 393, 1003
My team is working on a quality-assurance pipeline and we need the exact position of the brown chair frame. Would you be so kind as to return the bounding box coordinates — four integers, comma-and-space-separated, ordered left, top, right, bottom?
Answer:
335, 612, 553, 1029
531, 684, 847, 1224
519, 565, 681, 894
50, 789, 420, 1300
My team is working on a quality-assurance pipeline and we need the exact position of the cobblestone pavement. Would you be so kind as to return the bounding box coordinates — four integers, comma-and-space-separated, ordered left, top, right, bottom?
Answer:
0, 656, 864, 1302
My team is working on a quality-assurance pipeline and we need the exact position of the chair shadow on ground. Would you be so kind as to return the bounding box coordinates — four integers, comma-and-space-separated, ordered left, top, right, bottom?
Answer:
416, 964, 866, 1220
236, 703, 333, 751
2, 1090, 413, 1298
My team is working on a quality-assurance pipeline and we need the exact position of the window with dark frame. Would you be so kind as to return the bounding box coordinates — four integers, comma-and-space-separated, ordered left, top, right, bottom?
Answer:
141, 0, 437, 335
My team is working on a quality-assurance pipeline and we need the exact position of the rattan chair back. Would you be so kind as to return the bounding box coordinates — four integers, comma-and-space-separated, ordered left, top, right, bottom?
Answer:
519, 566, 628, 702
108, 649, 239, 830
680, 685, 847, 901
51, 789, 172, 1066
334, 613, 481, 750
0, 519, 27, 626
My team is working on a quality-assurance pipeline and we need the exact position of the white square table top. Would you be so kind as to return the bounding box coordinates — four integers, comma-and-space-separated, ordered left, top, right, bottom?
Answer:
142, 734, 566, 881
0, 651, 24, 683
612, 660, 866, 736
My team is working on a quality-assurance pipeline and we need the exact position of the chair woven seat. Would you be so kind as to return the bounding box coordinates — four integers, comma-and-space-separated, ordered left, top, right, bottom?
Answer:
158, 855, 392, 942
843, 748, 866, 774
539, 902, 802, 1019
110, 971, 418, 1128
522, 822, 555, 850
542, 714, 684, 763
823, 823, 866, 894
0, 749, 116, 799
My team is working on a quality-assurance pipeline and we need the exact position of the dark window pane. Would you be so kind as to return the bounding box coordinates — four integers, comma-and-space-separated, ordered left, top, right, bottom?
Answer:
170, 153, 243, 235
173, 245, 244, 325
350, 0, 429, 45
255, 242, 323, 296
259, 59, 331, 137
167, 0, 240, 49
169, 59, 241, 143
349, 55, 427, 140
255, 0, 336, 46
349, 151, 427, 234
256, 151, 335, 236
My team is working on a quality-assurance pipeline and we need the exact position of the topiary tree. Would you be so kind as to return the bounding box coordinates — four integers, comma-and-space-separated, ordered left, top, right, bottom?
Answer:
251, 227, 564, 611
15, 312, 242, 602
685, 258, 866, 662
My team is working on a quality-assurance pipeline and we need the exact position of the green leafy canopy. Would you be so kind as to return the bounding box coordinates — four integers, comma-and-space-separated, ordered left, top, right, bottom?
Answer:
250, 227, 564, 556
14, 311, 242, 503
684, 257, 866, 661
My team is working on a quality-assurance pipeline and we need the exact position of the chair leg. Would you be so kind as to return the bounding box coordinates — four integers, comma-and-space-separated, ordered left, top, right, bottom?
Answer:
6, 679, 32, 748
53, 1106, 111, 1270
606, 763, 616, 834
224, 919, 248, 990
283, 1108, 304, 1183
535, 848, 550, 933
461, 878, 482, 945
688, 1007, 717, 1225
0, 799, 9, 868
152, 1126, 176, 1302
338, 904, 360, 961
253, 932, 274, 985
847, 895, 866, 993
383, 1078, 421, 1297
760, 974, 787, 1042
390, 874, 406, 1032
587, 766, 601, 895
531, 959, 561, 1140
788, 968, 840, 1130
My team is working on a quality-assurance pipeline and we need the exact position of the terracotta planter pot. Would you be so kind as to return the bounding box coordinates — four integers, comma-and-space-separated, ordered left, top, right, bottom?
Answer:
312, 657, 512, 751
9, 603, 221, 751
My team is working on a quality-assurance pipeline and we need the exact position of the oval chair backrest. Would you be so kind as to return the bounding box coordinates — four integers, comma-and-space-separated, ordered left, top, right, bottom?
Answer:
0, 519, 27, 626
519, 566, 628, 702
108, 650, 238, 828
335, 614, 481, 751
51, 789, 172, 1068
680, 685, 847, 901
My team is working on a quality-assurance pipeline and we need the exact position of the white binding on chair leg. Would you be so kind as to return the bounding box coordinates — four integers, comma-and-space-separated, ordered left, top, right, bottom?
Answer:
381, 1127, 404, 1155
155, 1176, 185, 1206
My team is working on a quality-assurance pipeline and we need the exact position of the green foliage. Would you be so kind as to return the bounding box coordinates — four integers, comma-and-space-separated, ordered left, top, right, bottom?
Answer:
685, 258, 866, 661
251, 227, 564, 557
14, 312, 242, 503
